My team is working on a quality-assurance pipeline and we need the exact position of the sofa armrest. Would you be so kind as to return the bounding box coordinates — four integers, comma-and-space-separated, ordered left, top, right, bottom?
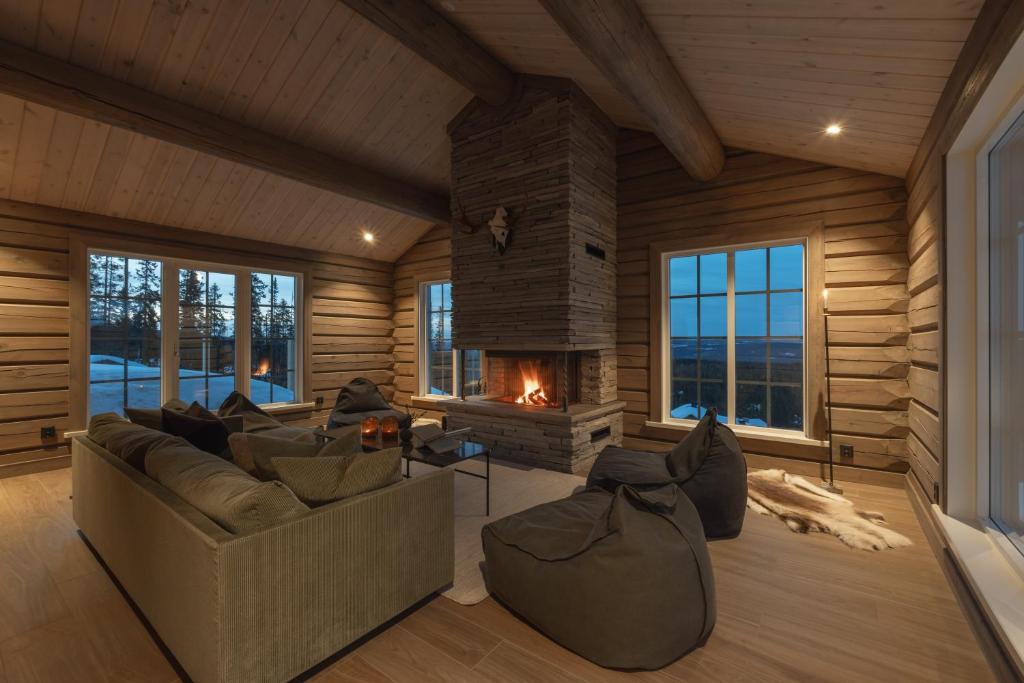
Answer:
216, 467, 454, 683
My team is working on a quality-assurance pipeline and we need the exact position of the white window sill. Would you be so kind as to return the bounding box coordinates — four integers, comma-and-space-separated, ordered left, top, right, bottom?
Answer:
934, 509, 1024, 672
263, 401, 315, 414
411, 394, 457, 403
644, 419, 826, 448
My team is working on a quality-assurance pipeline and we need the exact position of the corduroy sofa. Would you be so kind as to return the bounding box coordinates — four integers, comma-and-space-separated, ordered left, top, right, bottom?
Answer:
72, 434, 454, 683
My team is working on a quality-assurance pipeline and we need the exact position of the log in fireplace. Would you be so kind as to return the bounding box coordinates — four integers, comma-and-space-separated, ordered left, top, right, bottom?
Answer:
486, 351, 579, 409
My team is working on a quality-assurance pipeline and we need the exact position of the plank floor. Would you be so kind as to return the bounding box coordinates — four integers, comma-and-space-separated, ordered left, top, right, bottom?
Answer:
0, 468, 995, 682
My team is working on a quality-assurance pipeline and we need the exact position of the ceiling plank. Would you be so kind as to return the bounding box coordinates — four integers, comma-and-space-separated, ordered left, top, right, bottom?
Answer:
339, 0, 515, 106
538, 0, 724, 181
0, 38, 450, 223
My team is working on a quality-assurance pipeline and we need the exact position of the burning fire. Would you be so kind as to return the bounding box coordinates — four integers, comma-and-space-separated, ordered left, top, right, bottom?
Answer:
255, 359, 270, 377
516, 361, 554, 407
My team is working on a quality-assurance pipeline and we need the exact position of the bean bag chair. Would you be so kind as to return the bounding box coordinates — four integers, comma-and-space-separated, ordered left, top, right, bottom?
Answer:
482, 485, 716, 670
326, 377, 411, 431
585, 410, 747, 539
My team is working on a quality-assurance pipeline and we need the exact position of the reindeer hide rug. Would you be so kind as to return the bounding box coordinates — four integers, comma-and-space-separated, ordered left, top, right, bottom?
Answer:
746, 469, 912, 551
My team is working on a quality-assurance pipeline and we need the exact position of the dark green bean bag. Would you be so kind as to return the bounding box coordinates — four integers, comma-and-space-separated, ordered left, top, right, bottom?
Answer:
585, 410, 747, 539
482, 485, 716, 670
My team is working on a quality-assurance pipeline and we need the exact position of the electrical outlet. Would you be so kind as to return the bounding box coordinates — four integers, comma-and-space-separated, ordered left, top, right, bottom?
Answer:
839, 444, 854, 459
40, 426, 57, 439
315, 396, 324, 408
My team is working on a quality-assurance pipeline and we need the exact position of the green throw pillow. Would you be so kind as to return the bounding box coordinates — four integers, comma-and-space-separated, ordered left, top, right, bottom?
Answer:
228, 426, 361, 480
272, 448, 402, 506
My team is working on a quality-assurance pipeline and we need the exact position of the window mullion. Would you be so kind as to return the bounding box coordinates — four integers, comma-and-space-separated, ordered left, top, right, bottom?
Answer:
237, 270, 252, 398
162, 262, 179, 404
726, 251, 736, 424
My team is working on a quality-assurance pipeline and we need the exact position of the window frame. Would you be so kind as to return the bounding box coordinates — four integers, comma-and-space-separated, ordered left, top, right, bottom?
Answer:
648, 219, 826, 444
82, 247, 305, 418
661, 240, 807, 436
416, 279, 480, 399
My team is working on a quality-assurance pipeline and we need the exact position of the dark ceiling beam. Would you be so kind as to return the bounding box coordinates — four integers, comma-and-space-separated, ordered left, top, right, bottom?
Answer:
538, 0, 724, 181
0, 39, 450, 223
340, 0, 516, 106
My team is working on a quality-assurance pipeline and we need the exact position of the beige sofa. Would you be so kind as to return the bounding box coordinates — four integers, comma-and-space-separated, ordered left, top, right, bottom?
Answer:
72, 435, 454, 683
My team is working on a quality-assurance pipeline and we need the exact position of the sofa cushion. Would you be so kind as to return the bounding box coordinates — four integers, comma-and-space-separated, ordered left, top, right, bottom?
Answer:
161, 408, 235, 457
145, 438, 309, 534
88, 413, 176, 470
125, 398, 190, 431
229, 433, 320, 479
217, 391, 284, 432
229, 427, 360, 480
272, 448, 402, 506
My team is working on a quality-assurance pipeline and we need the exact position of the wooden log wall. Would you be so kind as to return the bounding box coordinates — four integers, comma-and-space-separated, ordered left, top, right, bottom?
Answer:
391, 224, 451, 422
902, 0, 1024, 504
617, 130, 911, 471
0, 203, 393, 477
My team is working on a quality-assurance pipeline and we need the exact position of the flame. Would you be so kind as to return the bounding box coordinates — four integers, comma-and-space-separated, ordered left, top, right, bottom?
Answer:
515, 361, 553, 407
255, 359, 270, 377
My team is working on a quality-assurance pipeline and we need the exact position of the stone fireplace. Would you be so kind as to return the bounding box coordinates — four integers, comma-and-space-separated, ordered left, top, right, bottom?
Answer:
443, 77, 624, 473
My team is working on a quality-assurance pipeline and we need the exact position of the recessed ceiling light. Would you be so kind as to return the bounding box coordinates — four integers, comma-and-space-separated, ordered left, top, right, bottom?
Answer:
362, 231, 375, 243
825, 124, 842, 136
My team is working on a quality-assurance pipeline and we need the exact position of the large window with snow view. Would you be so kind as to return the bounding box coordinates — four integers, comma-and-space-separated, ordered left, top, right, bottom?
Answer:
87, 251, 302, 418
664, 243, 805, 432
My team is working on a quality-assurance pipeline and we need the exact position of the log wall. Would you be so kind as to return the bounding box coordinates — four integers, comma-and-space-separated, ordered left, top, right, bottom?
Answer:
617, 131, 911, 471
902, 0, 1024, 503
0, 201, 393, 477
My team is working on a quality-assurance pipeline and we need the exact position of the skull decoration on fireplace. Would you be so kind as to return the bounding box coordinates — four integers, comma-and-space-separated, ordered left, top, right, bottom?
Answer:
489, 207, 510, 254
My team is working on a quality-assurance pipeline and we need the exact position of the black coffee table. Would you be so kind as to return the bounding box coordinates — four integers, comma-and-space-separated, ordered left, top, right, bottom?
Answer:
351, 433, 491, 516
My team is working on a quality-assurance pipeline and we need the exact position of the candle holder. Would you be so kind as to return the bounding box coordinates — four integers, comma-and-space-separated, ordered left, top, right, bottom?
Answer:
360, 416, 380, 440
380, 415, 400, 442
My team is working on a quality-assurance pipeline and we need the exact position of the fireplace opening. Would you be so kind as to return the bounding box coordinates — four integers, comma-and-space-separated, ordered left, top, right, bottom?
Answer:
484, 351, 580, 409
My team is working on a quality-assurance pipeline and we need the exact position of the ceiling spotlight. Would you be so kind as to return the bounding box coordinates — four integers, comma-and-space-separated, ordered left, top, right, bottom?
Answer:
825, 124, 842, 136
362, 231, 375, 243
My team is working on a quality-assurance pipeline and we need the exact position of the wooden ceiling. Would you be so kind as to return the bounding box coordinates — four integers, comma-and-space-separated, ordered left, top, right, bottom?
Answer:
429, 0, 981, 178
0, 1, 984, 259
0, 0, 471, 261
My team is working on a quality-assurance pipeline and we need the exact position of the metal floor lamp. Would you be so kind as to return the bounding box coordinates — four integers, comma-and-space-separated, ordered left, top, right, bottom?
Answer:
820, 289, 842, 495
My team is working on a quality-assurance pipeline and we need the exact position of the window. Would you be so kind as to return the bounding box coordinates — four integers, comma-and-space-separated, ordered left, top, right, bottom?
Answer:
418, 281, 482, 398
178, 269, 236, 410
87, 251, 302, 417
250, 273, 297, 405
88, 255, 162, 415
664, 243, 805, 432
988, 109, 1024, 556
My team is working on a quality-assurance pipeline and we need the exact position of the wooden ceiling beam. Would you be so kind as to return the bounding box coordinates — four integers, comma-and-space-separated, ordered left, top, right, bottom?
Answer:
0, 39, 450, 223
538, 0, 724, 181
340, 0, 515, 106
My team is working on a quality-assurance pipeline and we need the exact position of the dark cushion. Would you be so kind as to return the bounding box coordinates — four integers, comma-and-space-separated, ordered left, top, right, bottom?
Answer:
124, 398, 190, 431
667, 412, 748, 539
327, 407, 411, 430
482, 485, 715, 670
161, 408, 233, 457
585, 446, 673, 491
333, 377, 392, 413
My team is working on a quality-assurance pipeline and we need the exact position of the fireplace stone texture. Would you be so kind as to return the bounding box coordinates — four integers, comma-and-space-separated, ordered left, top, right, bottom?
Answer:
445, 77, 623, 474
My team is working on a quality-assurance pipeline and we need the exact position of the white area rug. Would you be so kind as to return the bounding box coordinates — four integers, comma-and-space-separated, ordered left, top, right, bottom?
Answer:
409, 458, 584, 605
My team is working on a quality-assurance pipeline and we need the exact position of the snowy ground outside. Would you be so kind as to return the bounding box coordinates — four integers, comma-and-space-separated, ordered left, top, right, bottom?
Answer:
89, 355, 293, 416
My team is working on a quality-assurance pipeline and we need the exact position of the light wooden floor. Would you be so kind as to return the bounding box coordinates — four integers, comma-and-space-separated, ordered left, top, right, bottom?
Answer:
0, 468, 995, 682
